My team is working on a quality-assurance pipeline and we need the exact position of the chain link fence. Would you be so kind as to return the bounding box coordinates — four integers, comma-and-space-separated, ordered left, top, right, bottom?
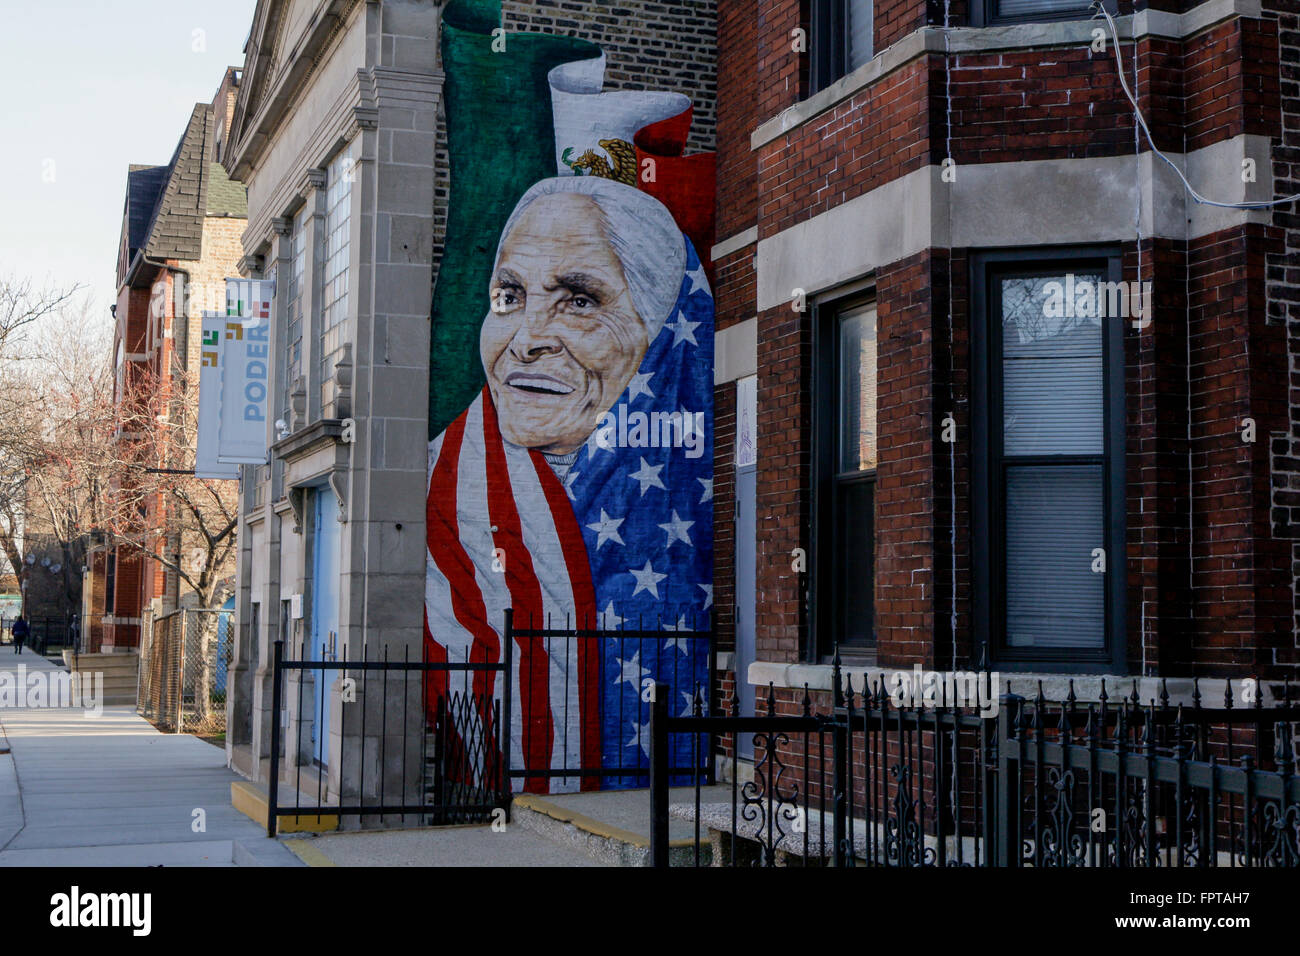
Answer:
137, 607, 233, 734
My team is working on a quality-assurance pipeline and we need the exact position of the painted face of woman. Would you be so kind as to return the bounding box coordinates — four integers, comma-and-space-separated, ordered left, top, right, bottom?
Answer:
480, 192, 649, 455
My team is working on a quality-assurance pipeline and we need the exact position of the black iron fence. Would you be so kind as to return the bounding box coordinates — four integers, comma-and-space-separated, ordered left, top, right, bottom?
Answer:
650, 663, 1300, 868
266, 638, 510, 835
1, 615, 78, 656
265, 609, 714, 833
504, 608, 714, 792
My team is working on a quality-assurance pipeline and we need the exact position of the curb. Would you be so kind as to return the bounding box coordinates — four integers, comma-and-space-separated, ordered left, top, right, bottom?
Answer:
233, 837, 308, 867
281, 838, 338, 867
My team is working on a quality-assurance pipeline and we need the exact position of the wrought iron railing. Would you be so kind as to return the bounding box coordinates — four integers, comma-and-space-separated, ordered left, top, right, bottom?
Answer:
504, 608, 715, 791
266, 638, 511, 835
650, 664, 1300, 868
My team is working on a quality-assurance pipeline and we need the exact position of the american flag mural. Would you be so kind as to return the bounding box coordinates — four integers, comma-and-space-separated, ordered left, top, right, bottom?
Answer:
424, 234, 714, 794
425, 0, 716, 794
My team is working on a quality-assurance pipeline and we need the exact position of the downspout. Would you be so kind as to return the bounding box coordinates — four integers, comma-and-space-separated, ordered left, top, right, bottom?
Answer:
139, 254, 192, 622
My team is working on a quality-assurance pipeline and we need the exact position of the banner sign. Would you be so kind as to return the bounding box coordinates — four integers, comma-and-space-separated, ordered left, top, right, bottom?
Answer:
216, 278, 274, 464
196, 313, 239, 479
225, 278, 273, 329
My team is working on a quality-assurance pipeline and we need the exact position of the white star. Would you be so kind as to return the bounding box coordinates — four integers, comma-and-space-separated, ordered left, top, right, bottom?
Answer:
586, 509, 625, 550
564, 468, 580, 501
628, 371, 655, 401
680, 688, 705, 717
686, 262, 710, 297
627, 719, 650, 759
665, 624, 692, 656
629, 559, 667, 598
698, 477, 713, 503
601, 601, 624, 630
668, 310, 700, 348
698, 583, 713, 610
615, 651, 651, 688
658, 510, 695, 548
628, 457, 666, 496
586, 430, 614, 461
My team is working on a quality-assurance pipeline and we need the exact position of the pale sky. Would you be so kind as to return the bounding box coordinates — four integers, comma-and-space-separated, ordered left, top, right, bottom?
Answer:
0, 0, 258, 317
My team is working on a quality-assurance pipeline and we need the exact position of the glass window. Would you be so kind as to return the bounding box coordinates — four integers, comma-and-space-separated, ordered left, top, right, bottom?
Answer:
811, 0, 873, 95
974, 256, 1124, 668
978, 0, 1098, 26
320, 145, 354, 400
838, 305, 878, 473
817, 300, 877, 653
286, 205, 307, 421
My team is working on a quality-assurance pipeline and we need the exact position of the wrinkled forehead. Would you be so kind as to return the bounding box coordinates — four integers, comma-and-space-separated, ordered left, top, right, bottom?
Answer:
494, 194, 623, 279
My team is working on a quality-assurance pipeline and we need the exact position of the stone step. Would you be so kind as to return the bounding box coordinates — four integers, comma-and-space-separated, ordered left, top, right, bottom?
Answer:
510, 791, 709, 867
231, 780, 339, 834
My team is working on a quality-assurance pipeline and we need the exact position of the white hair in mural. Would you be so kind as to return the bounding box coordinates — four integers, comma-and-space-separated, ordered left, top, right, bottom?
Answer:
494, 176, 687, 342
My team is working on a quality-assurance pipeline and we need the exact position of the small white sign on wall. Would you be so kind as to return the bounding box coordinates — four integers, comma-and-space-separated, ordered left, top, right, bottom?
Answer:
736, 375, 757, 469
290, 593, 304, 620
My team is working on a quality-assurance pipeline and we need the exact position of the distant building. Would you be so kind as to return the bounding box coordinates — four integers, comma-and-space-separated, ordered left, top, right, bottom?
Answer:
84, 67, 247, 653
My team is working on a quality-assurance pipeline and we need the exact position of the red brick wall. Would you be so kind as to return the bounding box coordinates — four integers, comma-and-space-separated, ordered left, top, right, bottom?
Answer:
757, 57, 930, 237
714, 380, 738, 653
755, 298, 813, 664
717, 0, 759, 238
875, 251, 941, 668
720, 0, 1298, 685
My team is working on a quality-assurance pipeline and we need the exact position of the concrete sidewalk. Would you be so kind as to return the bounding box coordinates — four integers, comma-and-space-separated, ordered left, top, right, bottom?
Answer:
285, 823, 611, 866
0, 652, 300, 866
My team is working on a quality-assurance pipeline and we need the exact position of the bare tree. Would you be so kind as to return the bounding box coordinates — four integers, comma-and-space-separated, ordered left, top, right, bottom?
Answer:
0, 275, 83, 360
0, 292, 107, 614
95, 356, 238, 612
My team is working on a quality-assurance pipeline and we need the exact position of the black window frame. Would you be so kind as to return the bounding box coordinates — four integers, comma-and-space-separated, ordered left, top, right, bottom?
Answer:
104, 552, 117, 611
971, 247, 1127, 674
971, 0, 1114, 28
809, 0, 873, 96
810, 291, 878, 662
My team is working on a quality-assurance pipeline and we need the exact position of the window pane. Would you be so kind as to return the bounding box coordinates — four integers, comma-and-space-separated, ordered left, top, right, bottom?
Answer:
285, 205, 307, 417
836, 478, 874, 645
849, 0, 872, 70
995, 0, 1091, 19
1001, 274, 1103, 456
838, 305, 877, 472
320, 145, 354, 392
1004, 464, 1105, 649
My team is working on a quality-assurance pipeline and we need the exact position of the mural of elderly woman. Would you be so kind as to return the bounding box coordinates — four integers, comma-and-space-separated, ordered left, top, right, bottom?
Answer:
425, 176, 714, 794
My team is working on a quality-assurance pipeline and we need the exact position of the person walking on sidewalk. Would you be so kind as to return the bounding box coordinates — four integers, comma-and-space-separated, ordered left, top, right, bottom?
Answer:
12, 615, 29, 654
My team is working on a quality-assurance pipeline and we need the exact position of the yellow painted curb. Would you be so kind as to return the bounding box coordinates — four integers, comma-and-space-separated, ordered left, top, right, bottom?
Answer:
231, 780, 339, 833
513, 793, 697, 849
284, 838, 338, 867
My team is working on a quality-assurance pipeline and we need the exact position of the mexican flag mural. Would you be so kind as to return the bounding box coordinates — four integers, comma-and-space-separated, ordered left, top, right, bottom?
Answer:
424, 0, 718, 792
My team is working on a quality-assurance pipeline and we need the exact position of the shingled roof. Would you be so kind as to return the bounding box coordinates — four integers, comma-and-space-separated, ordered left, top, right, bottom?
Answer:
123, 164, 169, 264
142, 105, 213, 261
206, 160, 248, 218
134, 103, 248, 265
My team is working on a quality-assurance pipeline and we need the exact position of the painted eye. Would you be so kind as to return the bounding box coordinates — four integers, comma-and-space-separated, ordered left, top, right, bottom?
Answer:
491, 289, 521, 313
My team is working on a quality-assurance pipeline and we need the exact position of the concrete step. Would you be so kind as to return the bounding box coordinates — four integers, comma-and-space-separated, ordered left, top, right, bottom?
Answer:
510, 791, 709, 867
64, 652, 139, 677
231, 780, 339, 834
